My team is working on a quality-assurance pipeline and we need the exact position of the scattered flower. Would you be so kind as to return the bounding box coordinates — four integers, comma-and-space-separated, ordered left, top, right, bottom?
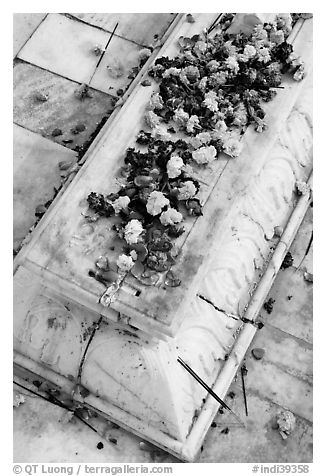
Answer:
144, 110, 161, 128
225, 56, 240, 73
173, 108, 190, 127
124, 219, 144, 244
117, 254, 135, 273
203, 91, 219, 112
192, 145, 217, 164
186, 115, 201, 133
160, 208, 183, 226
167, 155, 184, 178
178, 181, 197, 200
146, 191, 170, 215
111, 196, 130, 214
222, 135, 243, 157
148, 92, 164, 110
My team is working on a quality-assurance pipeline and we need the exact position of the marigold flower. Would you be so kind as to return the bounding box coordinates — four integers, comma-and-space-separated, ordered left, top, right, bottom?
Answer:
192, 145, 217, 164
124, 219, 144, 245
146, 191, 170, 215
160, 208, 183, 226
167, 155, 184, 178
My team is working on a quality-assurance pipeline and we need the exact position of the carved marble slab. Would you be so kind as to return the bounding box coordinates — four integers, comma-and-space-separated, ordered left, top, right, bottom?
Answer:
14, 15, 313, 461
16, 16, 313, 339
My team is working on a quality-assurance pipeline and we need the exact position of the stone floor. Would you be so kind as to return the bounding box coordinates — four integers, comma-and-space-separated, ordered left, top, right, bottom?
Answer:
13, 13, 313, 463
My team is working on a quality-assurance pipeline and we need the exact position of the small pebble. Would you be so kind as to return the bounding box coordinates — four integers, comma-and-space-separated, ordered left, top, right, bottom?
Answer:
116, 89, 124, 96
109, 438, 117, 445
97, 442, 104, 450
228, 391, 236, 399
93, 45, 105, 56
251, 348, 265, 360
186, 14, 195, 23
71, 123, 86, 134
274, 226, 283, 237
35, 204, 47, 216
51, 128, 63, 137
303, 271, 313, 283
34, 91, 49, 102
220, 428, 229, 434
141, 79, 151, 87
287, 295, 293, 300
211, 422, 217, 428
96, 256, 110, 271
58, 159, 75, 171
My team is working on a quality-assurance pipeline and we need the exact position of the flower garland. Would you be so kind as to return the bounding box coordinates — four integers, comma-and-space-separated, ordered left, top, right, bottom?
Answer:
87, 14, 306, 289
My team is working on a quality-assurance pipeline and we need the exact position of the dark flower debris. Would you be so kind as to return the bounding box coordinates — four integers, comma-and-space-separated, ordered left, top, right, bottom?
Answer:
263, 297, 275, 314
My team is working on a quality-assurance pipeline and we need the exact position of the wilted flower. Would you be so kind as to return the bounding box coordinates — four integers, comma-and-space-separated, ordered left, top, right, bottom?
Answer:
293, 65, 305, 81
163, 67, 181, 78
138, 48, 152, 61
203, 91, 219, 112
183, 65, 200, 82
276, 13, 293, 35
270, 29, 285, 45
198, 76, 208, 91
192, 145, 217, 164
173, 108, 190, 126
207, 60, 220, 72
146, 191, 170, 215
160, 208, 183, 226
193, 40, 207, 55
167, 155, 184, 178
111, 196, 130, 214
148, 92, 164, 110
210, 120, 228, 140
152, 125, 172, 141
117, 254, 135, 272
209, 71, 228, 87
232, 103, 248, 127
186, 115, 201, 133
222, 135, 242, 157
178, 181, 197, 200
224, 40, 237, 57
144, 110, 161, 128
124, 219, 144, 244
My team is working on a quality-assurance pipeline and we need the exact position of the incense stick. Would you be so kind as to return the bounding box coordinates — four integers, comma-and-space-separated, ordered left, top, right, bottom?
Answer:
89, 22, 119, 84
177, 357, 245, 427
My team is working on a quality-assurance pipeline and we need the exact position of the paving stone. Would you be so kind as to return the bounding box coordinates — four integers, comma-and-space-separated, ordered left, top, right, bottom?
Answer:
13, 125, 77, 250
13, 387, 178, 463
71, 13, 177, 46
13, 13, 47, 57
249, 325, 312, 384
200, 388, 312, 463
13, 61, 114, 151
90, 35, 144, 95
234, 359, 312, 422
17, 13, 110, 84
259, 267, 313, 344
